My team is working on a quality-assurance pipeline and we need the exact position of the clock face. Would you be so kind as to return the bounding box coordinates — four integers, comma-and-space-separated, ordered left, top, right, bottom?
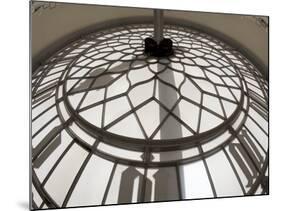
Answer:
31, 23, 268, 209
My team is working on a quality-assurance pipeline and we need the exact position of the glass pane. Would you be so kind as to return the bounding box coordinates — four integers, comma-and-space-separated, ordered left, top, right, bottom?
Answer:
108, 113, 145, 139
105, 164, 145, 204
145, 167, 179, 202
44, 144, 89, 206
97, 142, 143, 161
67, 155, 114, 206
179, 161, 214, 199
205, 150, 244, 197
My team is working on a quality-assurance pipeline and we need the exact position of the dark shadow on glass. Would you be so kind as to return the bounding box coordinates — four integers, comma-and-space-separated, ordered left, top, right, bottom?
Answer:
33, 89, 54, 105
261, 176, 269, 194
33, 133, 61, 168
153, 62, 182, 201
71, 68, 110, 92
72, 57, 147, 93
117, 166, 152, 203
37, 80, 58, 95
33, 126, 63, 165
70, 58, 154, 204
229, 129, 264, 187
67, 57, 185, 202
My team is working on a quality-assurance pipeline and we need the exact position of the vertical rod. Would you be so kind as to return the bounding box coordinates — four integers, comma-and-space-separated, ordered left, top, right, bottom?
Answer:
154, 9, 164, 44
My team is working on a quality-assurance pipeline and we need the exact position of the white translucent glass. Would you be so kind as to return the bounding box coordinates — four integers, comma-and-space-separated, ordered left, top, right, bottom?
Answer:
80, 104, 103, 128
222, 76, 238, 87
182, 57, 195, 65
32, 185, 43, 206
107, 75, 129, 98
193, 57, 210, 66
208, 59, 223, 68
200, 110, 223, 133
245, 118, 268, 150
149, 63, 166, 73
108, 113, 144, 138
155, 80, 179, 109
104, 96, 131, 126
225, 138, 264, 193
32, 96, 55, 119
128, 67, 154, 85
217, 86, 236, 102
38, 78, 59, 92
206, 71, 224, 84
220, 66, 237, 76
69, 122, 96, 145
247, 83, 264, 97
189, 49, 204, 57
66, 79, 78, 92
75, 57, 92, 66
232, 111, 245, 130
203, 94, 224, 117
40, 72, 62, 85
32, 107, 57, 136
105, 52, 124, 61
205, 54, 218, 60
58, 101, 71, 121
222, 100, 237, 117
34, 130, 73, 181
128, 80, 154, 107
98, 142, 143, 161
86, 51, 107, 60
179, 160, 214, 199
82, 88, 105, 108
244, 75, 260, 88
68, 92, 84, 109
173, 99, 199, 131
193, 79, 217, 94
44, 144, 88, 206
152, 147, 198, 162
248, 107, 268, 133
67, 155, 114, 206
230, 89, 241, 102
180, 78, 201, 103
206, 150, 243, 197
202, 130, 231, 152
170, 62, 184, 71
88, 59, 109, 68
70, 67, 92, 78
136, 101, 167, 137
32, 118, 60, 148
208, 67, 226, 76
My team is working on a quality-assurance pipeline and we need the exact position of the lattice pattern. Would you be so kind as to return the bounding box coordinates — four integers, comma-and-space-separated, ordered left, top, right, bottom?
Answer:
66, 25, 243, 139
31, 24, 269, 209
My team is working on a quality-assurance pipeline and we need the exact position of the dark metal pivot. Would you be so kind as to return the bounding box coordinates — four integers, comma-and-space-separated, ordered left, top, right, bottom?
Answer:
144, 9, 173, 57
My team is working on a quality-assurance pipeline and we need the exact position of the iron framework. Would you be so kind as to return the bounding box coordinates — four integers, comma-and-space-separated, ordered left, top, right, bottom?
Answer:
31, 23, 269, 209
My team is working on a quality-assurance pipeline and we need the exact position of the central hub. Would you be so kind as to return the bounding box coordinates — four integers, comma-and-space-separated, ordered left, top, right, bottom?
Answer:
144, 9, 173, 57
144, 37, 173, 57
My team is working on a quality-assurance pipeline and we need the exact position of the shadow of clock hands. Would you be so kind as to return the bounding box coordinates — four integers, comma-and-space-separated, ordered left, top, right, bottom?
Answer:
70, 56, 147, 94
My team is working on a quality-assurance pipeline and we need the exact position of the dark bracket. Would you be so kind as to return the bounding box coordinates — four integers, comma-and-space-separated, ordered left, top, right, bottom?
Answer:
144, 37, 173, 57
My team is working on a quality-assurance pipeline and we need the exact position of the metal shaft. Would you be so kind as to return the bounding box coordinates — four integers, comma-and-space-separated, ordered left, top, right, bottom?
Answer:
154, 9, 164, 44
